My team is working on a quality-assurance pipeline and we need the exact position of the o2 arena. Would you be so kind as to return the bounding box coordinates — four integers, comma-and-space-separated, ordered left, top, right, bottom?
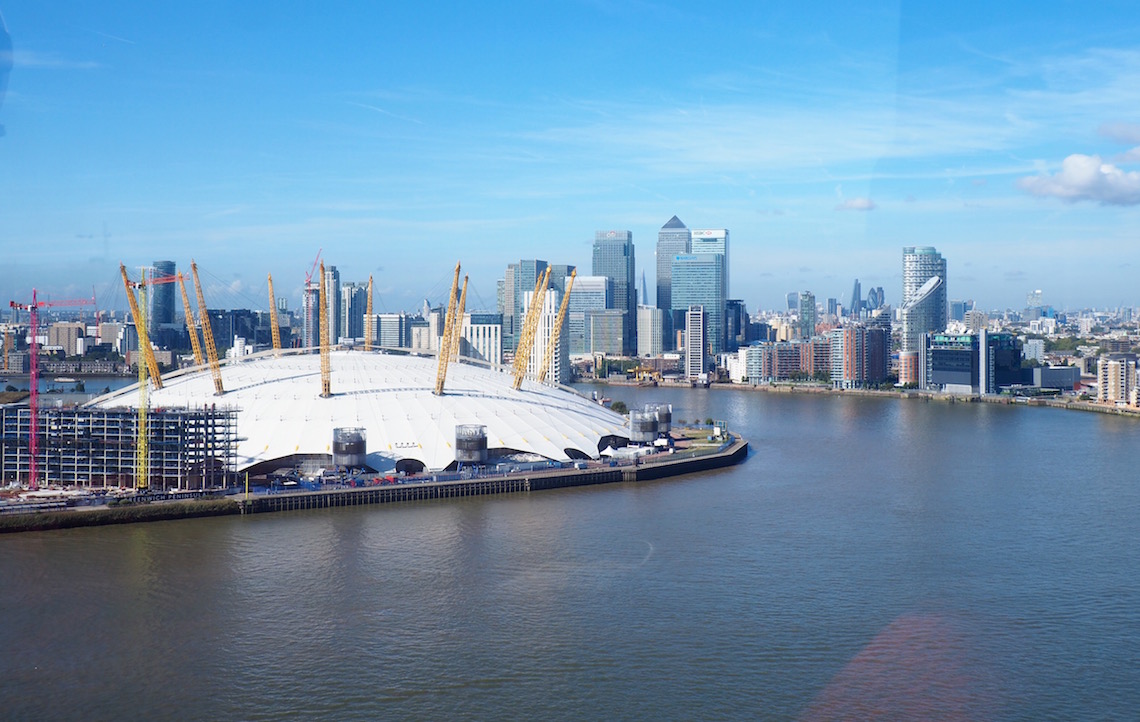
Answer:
89, 348, 630, 476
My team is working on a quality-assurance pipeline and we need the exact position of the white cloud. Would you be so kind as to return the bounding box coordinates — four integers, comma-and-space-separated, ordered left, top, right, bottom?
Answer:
836, 197, 876, 211
1018, 154, 1140, 205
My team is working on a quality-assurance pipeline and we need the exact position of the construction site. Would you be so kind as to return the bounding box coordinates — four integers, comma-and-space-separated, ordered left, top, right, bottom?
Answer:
0, 406, 237, 489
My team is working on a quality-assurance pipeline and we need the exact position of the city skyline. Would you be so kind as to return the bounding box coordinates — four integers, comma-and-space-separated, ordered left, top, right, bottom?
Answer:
3, 3, 1140, 311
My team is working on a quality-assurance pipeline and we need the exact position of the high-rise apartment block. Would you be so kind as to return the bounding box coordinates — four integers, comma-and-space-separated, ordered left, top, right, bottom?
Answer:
684, 305, 707, 379
323, 265, 341, 343
523, 288, 570, 384
302, 281, 320, 349
900, 246, 947, 352
829, 324, 889, 389
461, 312, 503, 366
1098, 354, 1139, 405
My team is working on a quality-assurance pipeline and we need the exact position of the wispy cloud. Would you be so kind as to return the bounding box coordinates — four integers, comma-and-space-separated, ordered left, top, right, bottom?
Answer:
87, 29, 136, 45
1018, 154, 1140, 205
347, 101, 423, 125
1098, 121, 1140, 144
11, 50, 101, 70
836, 197, 876, 211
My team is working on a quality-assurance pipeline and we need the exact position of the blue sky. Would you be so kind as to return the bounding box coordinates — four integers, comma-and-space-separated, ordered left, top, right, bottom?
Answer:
2, 1, 1140, 315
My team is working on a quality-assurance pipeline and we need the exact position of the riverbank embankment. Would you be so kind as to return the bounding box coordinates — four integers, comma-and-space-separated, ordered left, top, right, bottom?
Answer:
596, 379, 1140, 419
0, 436, 749, 532
0, 498, 240, 534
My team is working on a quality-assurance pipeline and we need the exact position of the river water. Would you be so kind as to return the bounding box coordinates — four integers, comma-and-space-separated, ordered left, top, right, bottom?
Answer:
2, 386, 1138, 720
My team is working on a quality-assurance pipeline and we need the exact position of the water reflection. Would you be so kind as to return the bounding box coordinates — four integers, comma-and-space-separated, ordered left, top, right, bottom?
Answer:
3, 387, 1140, 719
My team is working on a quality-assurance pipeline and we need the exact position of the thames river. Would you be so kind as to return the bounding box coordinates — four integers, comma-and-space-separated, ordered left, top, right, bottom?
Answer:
2, 386, 1139, 720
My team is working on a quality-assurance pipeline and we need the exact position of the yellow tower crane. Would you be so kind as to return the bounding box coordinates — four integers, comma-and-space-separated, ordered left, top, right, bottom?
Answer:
191, 261, 225, 395
537, 269, 575, 384
364, 275, 374, 352
267, 273, 282, 356
450, 275, 468, 363
119, 264, 164, 390
433, 262, 461, 396
177, 272, 205, 367
511, 267, 551, 390
319, 262, 331, 398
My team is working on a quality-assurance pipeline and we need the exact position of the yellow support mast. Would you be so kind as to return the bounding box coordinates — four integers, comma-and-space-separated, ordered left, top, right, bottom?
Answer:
537, 269, 575, 384
364, 275, 374, 351
319, 262, 332, 398
119, 264, 164, 390
433, 262, 461, 396
511, 268, 551, 390
177, 272, 205, 367
450, 275, 468, 363
267, 273, 282, 356
135, 271, 149, 490
191, 261, 225, 396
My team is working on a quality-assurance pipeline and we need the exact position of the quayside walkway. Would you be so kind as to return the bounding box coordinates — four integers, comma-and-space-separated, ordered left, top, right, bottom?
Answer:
236, 435, 749, 515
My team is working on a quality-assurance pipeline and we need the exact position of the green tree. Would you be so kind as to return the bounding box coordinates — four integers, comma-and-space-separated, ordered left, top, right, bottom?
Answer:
610, 401, 628, 414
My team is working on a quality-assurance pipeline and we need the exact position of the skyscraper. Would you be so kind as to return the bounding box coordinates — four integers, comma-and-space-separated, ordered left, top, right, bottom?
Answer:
302, 281, 320, 349
150, 260, 176, 339
900, 246, 948, 353
672, 254, 726, 356
798, 292, 816, 339
567, 275, 610, 355
656, 216, 691, 344
340, 282, 367, 341
849, 278, 862, 318
684, 305, 707, 379
691, 228, 729, 296
547, 263, 576, 296
593, 231, 636, 355
502, 259, 548, 352
637, 305, 663, 358
323, 265, 341, 344
725, 299, 748, 353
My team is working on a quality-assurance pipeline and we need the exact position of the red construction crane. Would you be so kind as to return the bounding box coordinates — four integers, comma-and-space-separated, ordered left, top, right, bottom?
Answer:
8, 289, 95, 489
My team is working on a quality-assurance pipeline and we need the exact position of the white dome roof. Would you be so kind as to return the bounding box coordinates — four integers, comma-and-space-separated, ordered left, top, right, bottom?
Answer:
90, 350, 628, 472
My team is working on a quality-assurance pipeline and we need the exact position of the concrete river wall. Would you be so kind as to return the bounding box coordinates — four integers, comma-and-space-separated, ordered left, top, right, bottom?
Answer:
236, 436, 750, 515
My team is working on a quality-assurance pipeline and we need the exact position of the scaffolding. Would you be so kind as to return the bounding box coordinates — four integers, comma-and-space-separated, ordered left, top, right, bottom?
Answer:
0, 406, 238, 490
